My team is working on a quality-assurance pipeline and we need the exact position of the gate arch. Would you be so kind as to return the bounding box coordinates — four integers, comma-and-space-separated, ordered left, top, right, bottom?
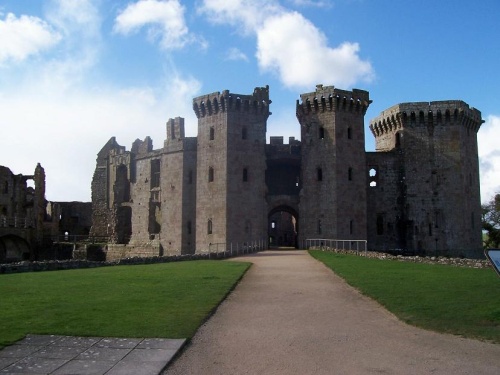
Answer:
268, 205, 299, 249
0, 234, 31, 262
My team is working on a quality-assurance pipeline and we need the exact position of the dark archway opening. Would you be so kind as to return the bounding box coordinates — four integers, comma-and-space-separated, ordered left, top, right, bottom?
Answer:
268, 206, 299, 249
0, 235, 31, 263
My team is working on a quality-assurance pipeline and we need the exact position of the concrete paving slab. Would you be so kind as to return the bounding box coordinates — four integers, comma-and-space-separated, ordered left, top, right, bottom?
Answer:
2, 356, 68, 374
51, 359, 117, 375
96, 338, 143, 349
0, 335, 186, 375
0, 346, 43, 358
76, 347, 131, 362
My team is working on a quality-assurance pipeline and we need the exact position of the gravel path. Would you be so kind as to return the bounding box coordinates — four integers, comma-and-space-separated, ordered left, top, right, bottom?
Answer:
165, 250, 500, 374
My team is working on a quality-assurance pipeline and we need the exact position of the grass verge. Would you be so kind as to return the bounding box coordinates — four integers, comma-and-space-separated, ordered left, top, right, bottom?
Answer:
309, 250, 500, 342
0, 260, 250, 348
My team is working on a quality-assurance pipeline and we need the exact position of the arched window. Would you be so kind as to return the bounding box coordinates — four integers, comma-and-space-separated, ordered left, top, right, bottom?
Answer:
207, 219, 213, 234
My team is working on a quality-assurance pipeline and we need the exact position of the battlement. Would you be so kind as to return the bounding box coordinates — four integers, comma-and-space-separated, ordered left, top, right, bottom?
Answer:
369, 100, 483, 138
192, 86, 271, 119
296, 84, 371, 118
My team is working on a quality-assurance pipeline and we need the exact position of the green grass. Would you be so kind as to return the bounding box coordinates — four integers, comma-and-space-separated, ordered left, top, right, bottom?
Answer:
309, 250, 500, 342
0, 260, 250, 348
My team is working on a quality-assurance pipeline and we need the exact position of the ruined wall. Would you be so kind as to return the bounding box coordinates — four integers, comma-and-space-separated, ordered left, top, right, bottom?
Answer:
128, 139, 161, 249
55, 201, 93, 236
89, 137, 127, 240
297, 85, 371, 244
369, 101, 483, 257
0, 165, 45, 262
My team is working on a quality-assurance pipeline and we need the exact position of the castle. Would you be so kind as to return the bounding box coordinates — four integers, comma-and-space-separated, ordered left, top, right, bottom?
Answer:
89, 85, 484, 259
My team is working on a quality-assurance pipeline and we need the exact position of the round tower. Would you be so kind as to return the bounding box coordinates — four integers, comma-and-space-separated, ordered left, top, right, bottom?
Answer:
368, 101, 483, 257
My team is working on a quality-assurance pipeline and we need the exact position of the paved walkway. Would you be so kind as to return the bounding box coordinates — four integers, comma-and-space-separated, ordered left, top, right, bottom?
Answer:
165, 250, 500, 374
0, 335, 185, 374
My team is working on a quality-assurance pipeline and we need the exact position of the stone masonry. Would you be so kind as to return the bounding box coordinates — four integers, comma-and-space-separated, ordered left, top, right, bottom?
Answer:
89, 85, 484, 258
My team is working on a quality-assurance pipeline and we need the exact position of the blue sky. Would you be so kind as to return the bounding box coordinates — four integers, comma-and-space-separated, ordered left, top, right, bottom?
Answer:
0, 0, 499, 203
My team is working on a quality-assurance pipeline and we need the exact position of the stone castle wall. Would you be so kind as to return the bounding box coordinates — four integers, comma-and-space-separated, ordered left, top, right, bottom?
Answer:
89, 85, 484, 258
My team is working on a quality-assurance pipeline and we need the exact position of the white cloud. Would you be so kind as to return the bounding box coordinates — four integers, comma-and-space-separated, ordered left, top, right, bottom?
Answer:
114, 0, 195, 50
478, 115, 500, 202
257, 12, 373, 89
287, 0, 333, 8
199, 0, 281, 34
225, 47, 249, 62
200, 0, 373, 90
0, 73, 201, 202
0, 13, 61, 64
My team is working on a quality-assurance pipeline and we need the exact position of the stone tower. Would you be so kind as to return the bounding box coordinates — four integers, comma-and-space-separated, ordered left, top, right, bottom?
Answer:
296, 85, 371, 244
162, 117, 197, 254
193, 87, 271, 251
368, 101, 483, 257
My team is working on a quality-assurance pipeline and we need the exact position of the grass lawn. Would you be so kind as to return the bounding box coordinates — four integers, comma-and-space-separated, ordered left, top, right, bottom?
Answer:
309, 250, 500, 343
0, 260, 250, 349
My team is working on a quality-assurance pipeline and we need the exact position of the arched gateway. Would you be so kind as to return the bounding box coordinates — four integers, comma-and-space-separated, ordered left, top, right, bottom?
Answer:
265, 136, 301, 249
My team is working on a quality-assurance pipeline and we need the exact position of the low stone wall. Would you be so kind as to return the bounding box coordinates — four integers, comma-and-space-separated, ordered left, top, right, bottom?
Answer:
311, 247, 490, 269
0, 248, 254, 274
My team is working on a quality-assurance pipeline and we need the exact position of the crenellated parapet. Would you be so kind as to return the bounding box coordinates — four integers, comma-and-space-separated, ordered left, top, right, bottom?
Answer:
296, 84, 371, 124
369, 100, 484, 138
192, 85, 271, 119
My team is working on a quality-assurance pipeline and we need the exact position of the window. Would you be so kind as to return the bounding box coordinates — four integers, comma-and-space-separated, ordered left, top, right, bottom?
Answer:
209, 126, 215, 140
395, 132, 401, 148
242, 127, 248, 140
188, 170, 193, 184
208, 167, 214, 182
271, 221, 276, 229
376, 215, 384, 235
150, 159, 160, 188
187, 220, 192, 235
207, 219, 213, 234
350, 220, 354, 235
348, 167, 353, 181
319, 127, 325, 139
369, 167, 377, 187
317, 219, 322, 235
243, 168, 248, 182
317, 167, 323, 181
347, 127, 352, 139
